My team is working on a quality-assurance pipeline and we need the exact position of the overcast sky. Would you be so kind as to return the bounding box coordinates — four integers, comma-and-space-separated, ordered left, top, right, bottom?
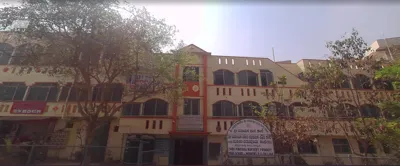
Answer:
3, 1, 400, 62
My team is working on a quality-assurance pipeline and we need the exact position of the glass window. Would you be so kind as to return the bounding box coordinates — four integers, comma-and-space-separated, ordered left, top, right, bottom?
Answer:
143, 99, 168, 116
374, 80, 394, 90
59, 83, 89, 101
274, 141, 293, 154
352, 74, 372, 89
238, 101, 260, 116
360, 104, 380, 118
92, 84, 123, 102
183, 67, 199, 82
10, 44, 43, 65
337, 104, 358, 118
122, 103, 141, 116
260, 70, 274, 86
382, 142, 391, 154
0, 43, 13, 65
332, 138, 351, 154
358, 140, 376, 154
289, 102, 307, 119
26, 83, 58, 101
269, 102, 290, 118
0, 82, 27, 101
184, 99, 200, 115
340, 79, 351, 89
212, 101, 236, 117
238, 71, 258, 86
213, 70, 234, 85
298, 140, 318, 154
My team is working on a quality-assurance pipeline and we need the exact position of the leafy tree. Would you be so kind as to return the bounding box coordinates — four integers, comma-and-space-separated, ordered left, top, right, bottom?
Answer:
296, 29, 400, 164
260, 76, 322, 153
0, 0, 191, 163
375, 58, 400, 162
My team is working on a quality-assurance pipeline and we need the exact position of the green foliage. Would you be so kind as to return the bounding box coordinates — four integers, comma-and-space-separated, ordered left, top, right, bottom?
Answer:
0, 0, 191, 156
374, 59, 400, 160
296, 29, 400, 160
256, 75, 322, 156
376, 60, 400, 89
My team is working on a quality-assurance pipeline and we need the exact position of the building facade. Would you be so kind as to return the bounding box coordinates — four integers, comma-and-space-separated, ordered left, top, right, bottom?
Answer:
0, 39, 397, 165
366, 37, 400, 60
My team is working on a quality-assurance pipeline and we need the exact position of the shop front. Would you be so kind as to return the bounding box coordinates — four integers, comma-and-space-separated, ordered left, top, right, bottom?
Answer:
0, 101, 56, 144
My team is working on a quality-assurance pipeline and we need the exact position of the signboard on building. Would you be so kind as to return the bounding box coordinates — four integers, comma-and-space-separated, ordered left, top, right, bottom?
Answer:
177, 115, 203, 131
127, 74, 153, 90
227, 119, 274, 157
10, 101, 47, 114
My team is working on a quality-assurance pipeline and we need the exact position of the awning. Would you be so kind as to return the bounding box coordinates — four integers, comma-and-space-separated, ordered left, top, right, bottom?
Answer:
0, 116, 52, 121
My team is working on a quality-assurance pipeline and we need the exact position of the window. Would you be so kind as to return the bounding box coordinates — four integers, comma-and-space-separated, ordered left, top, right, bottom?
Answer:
352, 74, 372, 89
382, 142, 391, 154
0, 82, 27, 101
333, 79, 351, 89
213, 70, 234, 85
122, 103, 141, 116
143, 99, 168, 116
298, 140, 318, 154
26, 83, 58, 101
274, 141, 293, 154
183, 66, 199, 82
59, 83, 88, 101
238, 101, 260, 116
238, 70, 258, 86
328, 104, 358, 118
332, 138, 351, 154
260, 70, 274, 86
358, 140, 376, 154
289, 102, 307, 118
212, 101, 236, 116
92, 83, 123, 102
360, 104, 380, 118
10, 44, 43, 65
209, 143, 221, 160
0, 43, 13, 65
184, 98, 200, 115
374, 80, 394, 90
338, 104, 358, 118
268, 102, 291, 119
297, 72, 305, 81
123, 137, 155, 164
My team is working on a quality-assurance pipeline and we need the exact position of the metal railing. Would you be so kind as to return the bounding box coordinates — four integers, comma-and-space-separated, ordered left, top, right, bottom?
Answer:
0, 144, 398, 165
0, 143, 165, 166
221, 154, 398, 165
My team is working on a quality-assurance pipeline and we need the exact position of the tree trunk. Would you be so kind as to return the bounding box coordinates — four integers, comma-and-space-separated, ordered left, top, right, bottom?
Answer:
82, 121, 96, 166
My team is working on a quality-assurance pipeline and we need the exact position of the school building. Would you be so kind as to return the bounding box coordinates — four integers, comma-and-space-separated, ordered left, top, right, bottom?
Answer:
0, 36, 398, 165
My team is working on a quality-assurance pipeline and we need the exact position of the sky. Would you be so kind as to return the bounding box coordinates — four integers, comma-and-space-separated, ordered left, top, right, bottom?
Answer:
134, 1, 400, 62
2, 1, 400, 62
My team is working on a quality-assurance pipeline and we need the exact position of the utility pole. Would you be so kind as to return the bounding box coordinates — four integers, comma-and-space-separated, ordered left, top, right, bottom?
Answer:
382, 33, 394, 60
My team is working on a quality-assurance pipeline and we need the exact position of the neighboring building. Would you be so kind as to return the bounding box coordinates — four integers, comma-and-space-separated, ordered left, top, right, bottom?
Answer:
366, 37, 400, 60
0, 37, 396, 165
